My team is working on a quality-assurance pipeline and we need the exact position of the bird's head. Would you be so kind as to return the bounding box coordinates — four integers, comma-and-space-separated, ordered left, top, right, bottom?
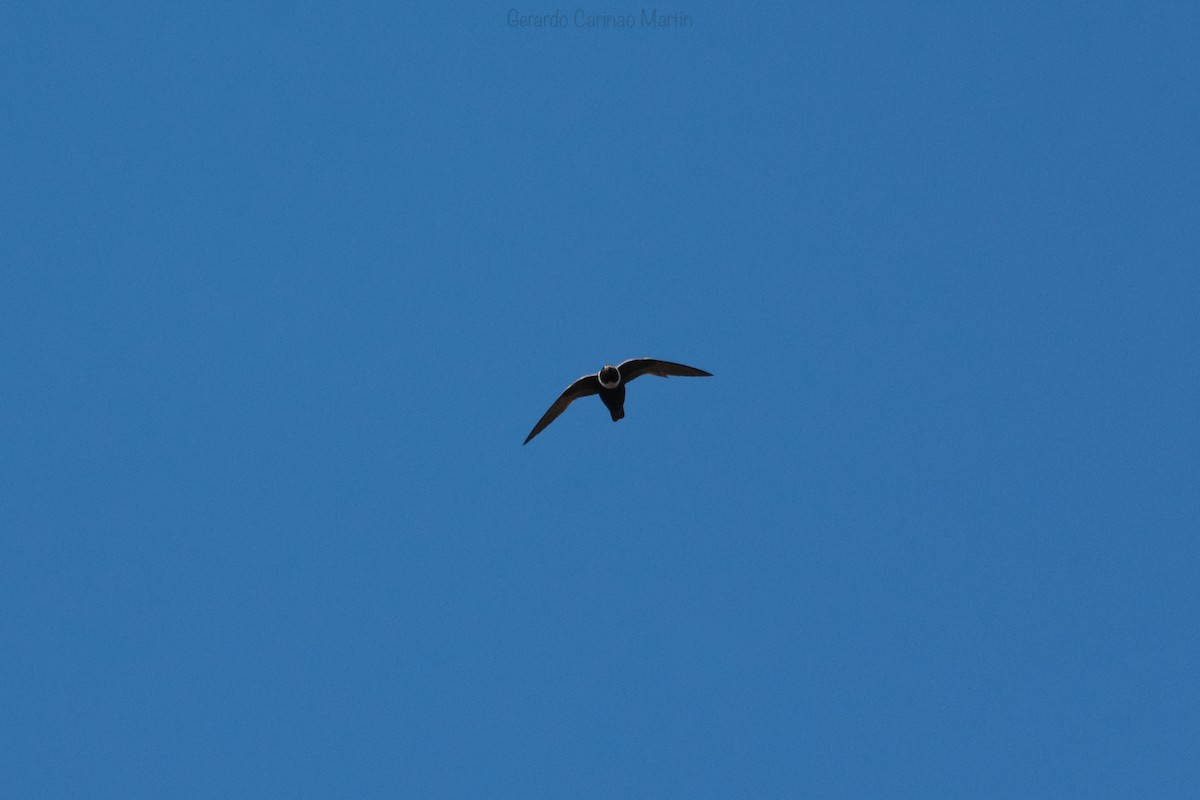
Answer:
597, 365, 621, 389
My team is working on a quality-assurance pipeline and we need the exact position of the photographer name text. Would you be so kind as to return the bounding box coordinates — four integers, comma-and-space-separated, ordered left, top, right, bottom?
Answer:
508, 8, 694, 29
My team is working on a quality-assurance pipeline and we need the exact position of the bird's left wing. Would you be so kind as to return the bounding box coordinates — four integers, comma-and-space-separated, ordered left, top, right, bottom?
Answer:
523, 374, 601, 445
617, 358, 712, 383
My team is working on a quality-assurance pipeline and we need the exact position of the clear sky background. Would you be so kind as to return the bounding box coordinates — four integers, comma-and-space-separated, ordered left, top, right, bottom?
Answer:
2, 3, 1197, 797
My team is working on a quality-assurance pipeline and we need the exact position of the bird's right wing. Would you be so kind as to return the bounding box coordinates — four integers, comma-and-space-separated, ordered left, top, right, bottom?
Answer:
523, 374, 601, 445
618, 358, 712, 383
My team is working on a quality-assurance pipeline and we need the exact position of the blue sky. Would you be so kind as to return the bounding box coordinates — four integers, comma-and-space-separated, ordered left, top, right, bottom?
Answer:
2, 2, 1197, 797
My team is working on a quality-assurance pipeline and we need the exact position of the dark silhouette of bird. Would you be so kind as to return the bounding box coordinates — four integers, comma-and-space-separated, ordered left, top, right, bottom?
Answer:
523, 358, 712, 445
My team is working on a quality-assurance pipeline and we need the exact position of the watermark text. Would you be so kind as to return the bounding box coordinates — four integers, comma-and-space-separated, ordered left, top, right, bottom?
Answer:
507, 8, 695, 29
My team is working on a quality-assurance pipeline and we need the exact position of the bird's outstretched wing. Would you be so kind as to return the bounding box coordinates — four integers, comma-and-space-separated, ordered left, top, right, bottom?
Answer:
523, 374, 602, 445
618, 358, 712, 383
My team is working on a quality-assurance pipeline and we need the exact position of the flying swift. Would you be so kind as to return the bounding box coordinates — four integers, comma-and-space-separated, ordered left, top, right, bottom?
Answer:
523, 358, 712, 445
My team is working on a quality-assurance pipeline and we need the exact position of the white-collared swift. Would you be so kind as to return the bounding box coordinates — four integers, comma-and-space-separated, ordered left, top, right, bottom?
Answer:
523, 358, 712, 445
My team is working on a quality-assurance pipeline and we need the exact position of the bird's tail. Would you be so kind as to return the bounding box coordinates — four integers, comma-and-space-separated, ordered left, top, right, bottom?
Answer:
610, 406, 624, 422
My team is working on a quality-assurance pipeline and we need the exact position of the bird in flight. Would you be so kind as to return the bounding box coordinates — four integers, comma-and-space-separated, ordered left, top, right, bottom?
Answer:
523, 358, 712, 445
